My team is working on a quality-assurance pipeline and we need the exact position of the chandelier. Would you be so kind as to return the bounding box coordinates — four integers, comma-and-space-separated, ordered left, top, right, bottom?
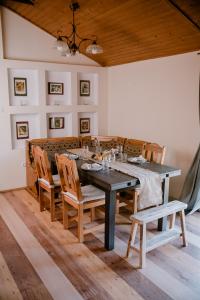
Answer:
54, 1, 103, 56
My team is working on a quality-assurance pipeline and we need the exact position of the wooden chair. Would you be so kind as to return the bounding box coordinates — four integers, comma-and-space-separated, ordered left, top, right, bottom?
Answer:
142, 143, 166, 165
55, 154, 105, 242
117, 143, 166, 214
132, 143, 166, 212
32, 146, 61, 221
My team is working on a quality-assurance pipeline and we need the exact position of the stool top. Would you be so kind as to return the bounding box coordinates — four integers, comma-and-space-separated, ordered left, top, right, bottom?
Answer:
130, 200, 187, 224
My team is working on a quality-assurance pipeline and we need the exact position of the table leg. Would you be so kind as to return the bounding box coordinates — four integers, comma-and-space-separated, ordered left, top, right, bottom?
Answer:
158, 176, 169, 231
105, 191, 116, 250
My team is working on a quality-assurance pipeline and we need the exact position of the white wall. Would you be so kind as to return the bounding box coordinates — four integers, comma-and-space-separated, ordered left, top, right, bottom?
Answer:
108, 52, 200, 197
1, 7, 99, 66
0, 7, 107, 191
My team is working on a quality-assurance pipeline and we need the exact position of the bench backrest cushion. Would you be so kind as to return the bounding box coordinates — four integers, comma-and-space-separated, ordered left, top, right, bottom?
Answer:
28, 137, 81, 164
124, 139, 147, 156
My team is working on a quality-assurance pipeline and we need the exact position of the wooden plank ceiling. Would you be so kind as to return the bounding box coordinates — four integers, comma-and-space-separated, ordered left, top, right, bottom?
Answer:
1, 0, 200, 66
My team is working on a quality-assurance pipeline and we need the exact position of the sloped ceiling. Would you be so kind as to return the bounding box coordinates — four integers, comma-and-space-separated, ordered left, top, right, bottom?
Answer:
1, 0, 200, 66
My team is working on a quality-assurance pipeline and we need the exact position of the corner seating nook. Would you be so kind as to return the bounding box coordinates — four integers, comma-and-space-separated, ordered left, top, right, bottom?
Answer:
26, 136, 164, 217
26, 135, 144, 198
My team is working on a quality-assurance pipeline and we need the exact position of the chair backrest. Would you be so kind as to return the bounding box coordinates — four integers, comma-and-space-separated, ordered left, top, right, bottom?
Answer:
124, 139, 146, 156
55, 154, 82, 201
32, 146, 54, 185
142, 143, 166, 164
80, 135, 93, 147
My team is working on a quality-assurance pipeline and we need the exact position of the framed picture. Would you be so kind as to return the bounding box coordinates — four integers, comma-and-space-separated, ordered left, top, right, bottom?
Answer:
14, 77, 27, 96
48, 82, 64, 95
80, 80, 90, 96
16, 121, 29, 139
80, 118, 90, 134
49, 117, 65, 129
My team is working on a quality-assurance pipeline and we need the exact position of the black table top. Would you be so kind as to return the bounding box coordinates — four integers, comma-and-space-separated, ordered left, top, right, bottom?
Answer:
127, 161, 181, 179
49, 150, 181, 191
77, 159, 138, 192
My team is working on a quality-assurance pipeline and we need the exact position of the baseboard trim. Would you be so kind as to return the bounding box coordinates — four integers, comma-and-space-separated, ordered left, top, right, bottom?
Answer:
0, 186, 27, 193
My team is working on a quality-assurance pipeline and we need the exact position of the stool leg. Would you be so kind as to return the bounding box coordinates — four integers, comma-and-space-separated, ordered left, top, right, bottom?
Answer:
179, 210, 188, 246
169, 212, 176, 229
126, 221, 138, 258
139, 223, 146, 268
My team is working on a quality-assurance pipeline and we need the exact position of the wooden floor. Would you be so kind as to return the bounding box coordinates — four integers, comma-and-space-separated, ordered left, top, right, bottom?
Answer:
0, 190, 200, 300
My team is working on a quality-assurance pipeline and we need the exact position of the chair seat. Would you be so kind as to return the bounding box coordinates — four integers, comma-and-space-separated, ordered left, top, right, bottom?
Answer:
39, 174, 61, 188
63, 184, 105, 203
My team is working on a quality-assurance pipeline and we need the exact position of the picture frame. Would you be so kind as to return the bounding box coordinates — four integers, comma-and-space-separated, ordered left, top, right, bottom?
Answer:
80, 80, 90, 96
14, 77, 27, 96
16, 121, 29, 139
80, 118, 90, 134
49, 117, 65, 129
48, 82, 64, 95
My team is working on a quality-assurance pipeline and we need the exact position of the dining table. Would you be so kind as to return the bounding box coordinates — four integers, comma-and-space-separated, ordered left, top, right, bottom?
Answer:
49, 149, 181, 251
77, 159, 181, 250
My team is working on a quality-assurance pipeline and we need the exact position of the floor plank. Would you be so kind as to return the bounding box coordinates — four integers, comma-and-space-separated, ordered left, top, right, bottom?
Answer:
0, 251, 23, 300
0, 216, 52, 300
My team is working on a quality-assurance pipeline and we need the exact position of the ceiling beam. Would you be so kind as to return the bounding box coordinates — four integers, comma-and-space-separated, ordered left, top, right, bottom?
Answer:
167, 0, 200, 31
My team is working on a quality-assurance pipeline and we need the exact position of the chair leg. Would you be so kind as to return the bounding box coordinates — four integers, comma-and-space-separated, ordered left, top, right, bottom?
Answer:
91, 207, 96, 222
139, 223, 146, 268
133, 191, 138, 214
116, 198, 120, 214
39, 185, 45, 212
78, 204, 84, 243
179, 210, 188, 246
169, 212, 176, 229
63, 198, 69, 229
50, 189, 55, 222
126, 221, 138, 258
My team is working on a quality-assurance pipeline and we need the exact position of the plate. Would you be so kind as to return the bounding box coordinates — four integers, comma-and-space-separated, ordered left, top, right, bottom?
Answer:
81, 163, 103, 171
64, 153, 79, 160
127, 157, 146, 164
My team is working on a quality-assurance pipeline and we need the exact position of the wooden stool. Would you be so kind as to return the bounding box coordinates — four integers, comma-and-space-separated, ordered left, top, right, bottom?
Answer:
126, 200, 188, 268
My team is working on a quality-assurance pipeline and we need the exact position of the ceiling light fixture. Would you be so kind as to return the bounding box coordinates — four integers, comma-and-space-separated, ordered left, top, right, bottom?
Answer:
54, 1, 103, 57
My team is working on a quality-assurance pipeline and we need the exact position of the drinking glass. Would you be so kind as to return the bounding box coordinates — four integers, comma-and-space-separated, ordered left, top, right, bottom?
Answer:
82, 145, 88, 160
102, 156, 110, 169
123, 153, 128, 162
119, 145, 123, 153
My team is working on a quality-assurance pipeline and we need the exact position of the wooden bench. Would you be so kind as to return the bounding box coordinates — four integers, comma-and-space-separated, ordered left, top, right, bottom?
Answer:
126, 200, 188, 268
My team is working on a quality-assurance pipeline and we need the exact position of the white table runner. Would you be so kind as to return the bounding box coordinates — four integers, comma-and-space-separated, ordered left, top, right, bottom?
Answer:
69, 149, 162, 209
110, 161, 162, 209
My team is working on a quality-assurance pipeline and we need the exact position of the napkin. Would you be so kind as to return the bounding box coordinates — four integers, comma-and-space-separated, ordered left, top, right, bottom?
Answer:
81, 163, 92, 170
128, 155, 146, 163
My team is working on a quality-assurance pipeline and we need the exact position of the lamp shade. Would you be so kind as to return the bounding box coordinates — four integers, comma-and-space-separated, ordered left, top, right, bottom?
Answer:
86, 42, 103, 54
54, 38, 69, 53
